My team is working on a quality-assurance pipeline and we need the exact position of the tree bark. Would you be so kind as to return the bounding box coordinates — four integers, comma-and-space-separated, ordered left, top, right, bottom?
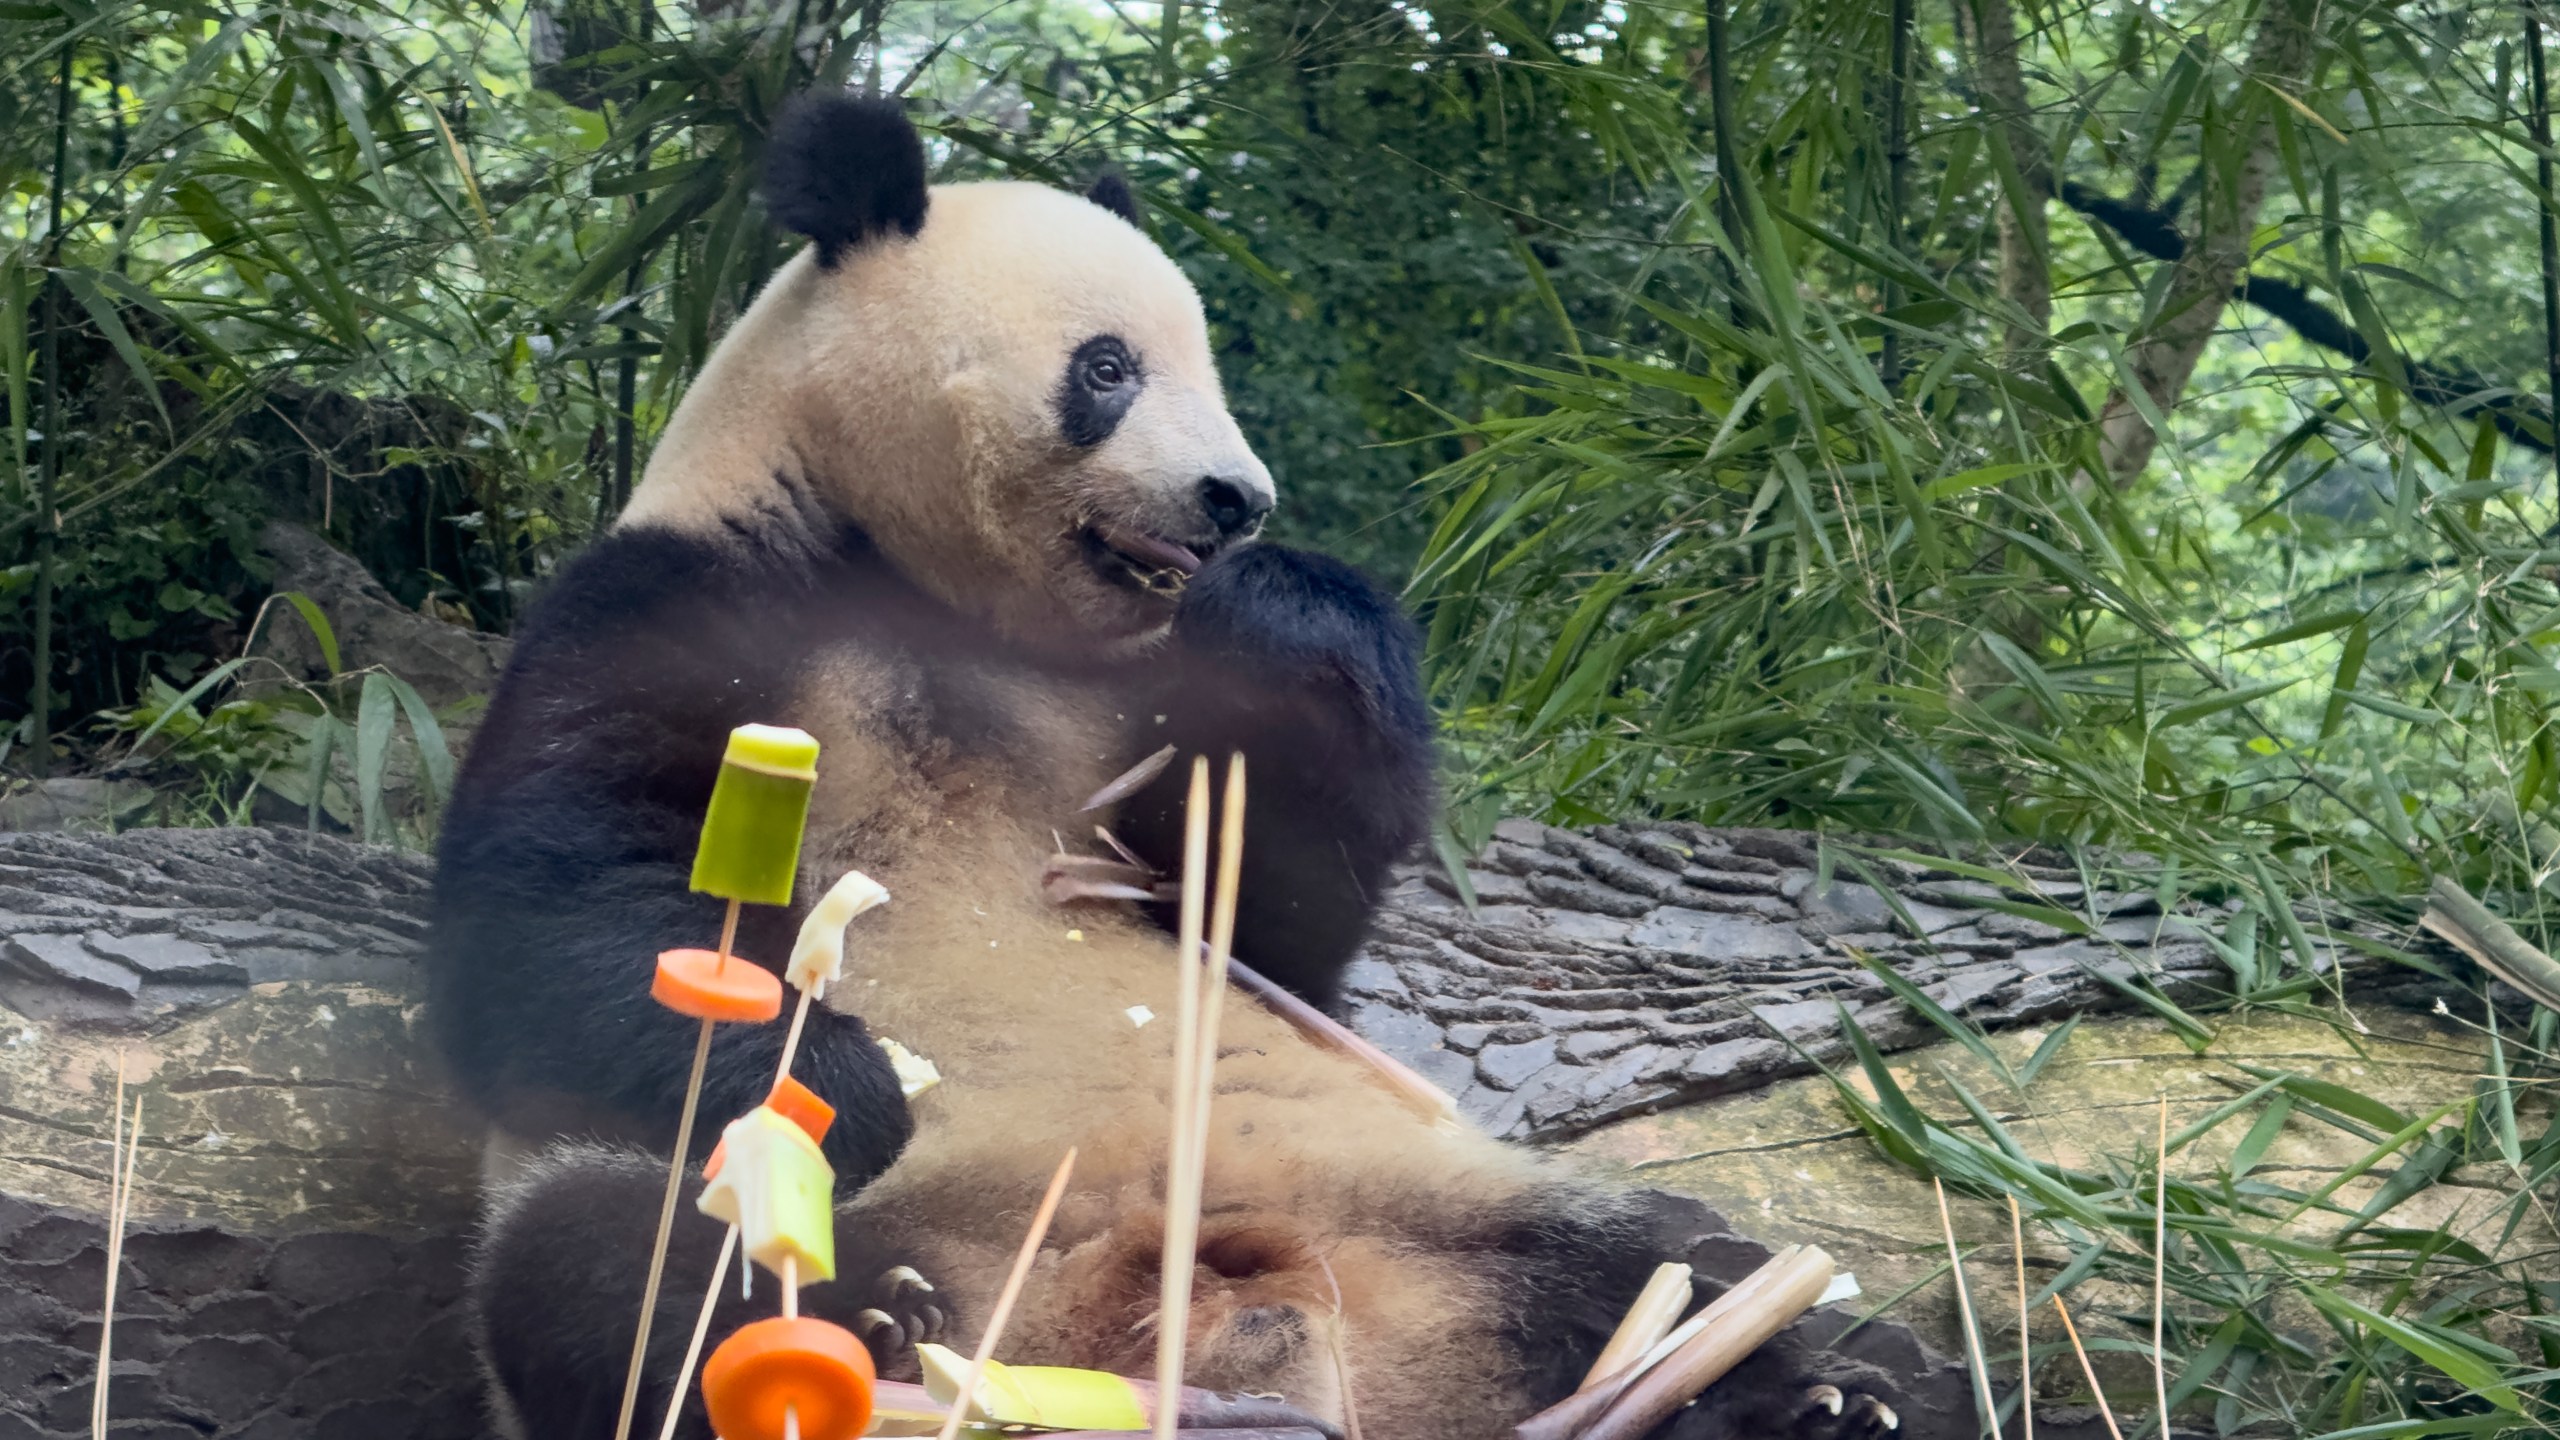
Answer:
2095, 0, 2319, 482
1961, 0, 2052, 360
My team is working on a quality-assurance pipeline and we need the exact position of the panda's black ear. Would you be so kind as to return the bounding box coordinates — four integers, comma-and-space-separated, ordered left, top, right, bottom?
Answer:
763, 92, 930, 267
1085, 172, 1142, 226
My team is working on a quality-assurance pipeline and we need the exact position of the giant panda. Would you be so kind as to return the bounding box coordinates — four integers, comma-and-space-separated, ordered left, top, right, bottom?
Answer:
429, 93, 1906, 1440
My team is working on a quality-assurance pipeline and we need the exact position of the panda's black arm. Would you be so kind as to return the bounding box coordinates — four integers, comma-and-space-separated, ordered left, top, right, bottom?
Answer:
427, 542, 913, 1182
1116, 543, 1437, 1011
432, 748, 914, 1181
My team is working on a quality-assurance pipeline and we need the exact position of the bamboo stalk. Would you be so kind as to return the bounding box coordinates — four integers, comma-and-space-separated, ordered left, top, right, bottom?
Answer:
1222, 960, 1458, 1126
2529, 5, 2560, 455
1155, 758, 1214, 1439
932, 1149, 1077, 1440
31, 34, 73, 778
2422, 875, 2560, 1011
1880, 0, 1914, 387
2050, 1297, 2125, 1440
1580, 1262, 1695, 1391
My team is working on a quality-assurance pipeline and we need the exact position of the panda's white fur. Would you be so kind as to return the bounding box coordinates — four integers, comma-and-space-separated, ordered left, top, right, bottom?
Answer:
624, 180, 1268, 654
434, 93, 1895, 1440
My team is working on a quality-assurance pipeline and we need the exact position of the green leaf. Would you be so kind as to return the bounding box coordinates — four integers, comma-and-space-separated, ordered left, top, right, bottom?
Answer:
278, 593, 342, 677
2297, 1284, 2520, 1411
355, 673, 396, 846
125, 659, 248, 753
2157, 679, 2299, 730
381, 673, 454, 811
2238, 608, 2368, 652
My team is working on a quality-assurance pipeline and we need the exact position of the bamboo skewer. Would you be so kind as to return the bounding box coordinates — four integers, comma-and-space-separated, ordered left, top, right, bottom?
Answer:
1579, 1262, 1695, 1392
2050, 1297, 2125, 1440
2010, 1196, 2033, 1440
1154, 758, 1216, 1440
1936, 1178, 2000, 1434
933, 1148, 1079, 1440
615, 896, 738, 1440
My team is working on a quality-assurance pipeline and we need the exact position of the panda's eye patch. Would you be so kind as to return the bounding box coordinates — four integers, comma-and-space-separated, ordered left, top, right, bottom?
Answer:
1058, 335, 1144, 448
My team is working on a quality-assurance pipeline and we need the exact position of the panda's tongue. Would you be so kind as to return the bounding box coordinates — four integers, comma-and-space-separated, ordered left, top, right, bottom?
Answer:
1098, 525, 1202, 576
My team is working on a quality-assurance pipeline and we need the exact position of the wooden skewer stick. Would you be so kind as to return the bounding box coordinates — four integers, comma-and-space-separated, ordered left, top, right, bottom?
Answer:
1936, 1178, 2000, 1434
933, 1148, 1079, 1440
1183, 757, 1244, 1332
2010, 1195, 2033, 1440
2049, 1297, 2125, 1440
614, 897, 738, 1440
1155, 757, 1215, 1440
2152, 1097, 2170, 1436
1579, 1262, 1695, 1392
654, 1227, 739, 1440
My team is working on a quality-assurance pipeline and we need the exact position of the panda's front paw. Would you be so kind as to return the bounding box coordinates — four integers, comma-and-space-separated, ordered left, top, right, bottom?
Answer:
1174, 544, 1422, 716
845, 1263, 950, 1368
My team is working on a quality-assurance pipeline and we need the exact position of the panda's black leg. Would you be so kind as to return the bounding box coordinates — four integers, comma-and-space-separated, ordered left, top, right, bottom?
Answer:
473, 1145, 953, 1440
1117, 543, 1437, 1009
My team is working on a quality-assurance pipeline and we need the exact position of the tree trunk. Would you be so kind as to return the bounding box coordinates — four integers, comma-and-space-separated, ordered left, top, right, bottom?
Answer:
2096, 0, 2319, 482
1962, 0, 2052, 360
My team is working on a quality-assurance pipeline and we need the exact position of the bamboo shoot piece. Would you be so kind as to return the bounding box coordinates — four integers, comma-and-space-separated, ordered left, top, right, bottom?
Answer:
1578, 1262, 1694, 1391
1575, 1245, 1836, 1440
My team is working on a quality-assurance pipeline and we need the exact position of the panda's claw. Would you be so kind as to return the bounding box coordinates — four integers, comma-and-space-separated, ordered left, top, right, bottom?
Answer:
1851, 1395, 1898, 1432
915, 1302, 948, 1342
880, 1264, 935, 1299
1806, 1384, 1844, 1417
854, 1308, 905, 1353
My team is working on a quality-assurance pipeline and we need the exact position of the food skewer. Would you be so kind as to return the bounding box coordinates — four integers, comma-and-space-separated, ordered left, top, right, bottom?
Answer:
1936, 1177, 1999, 1430
655, 869, 892, 1440
696, 1090, 871, 1440
615, 723, 814, 1440
929, 1147, 1079, 1440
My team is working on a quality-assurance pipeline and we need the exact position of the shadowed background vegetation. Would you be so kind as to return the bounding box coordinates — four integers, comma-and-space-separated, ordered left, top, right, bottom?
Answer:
6, 0, 2560, 1432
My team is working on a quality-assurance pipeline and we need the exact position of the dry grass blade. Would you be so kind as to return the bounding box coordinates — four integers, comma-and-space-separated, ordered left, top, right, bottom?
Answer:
1222, 960, 1459, 1125
92, 1063, 136, 1440
933, 1148, 1078, 1440
1936, 1178, 1999, 1437
2050, 1297, 2125, 1440
2152, 1097, 2169, 1436
2010, 1195, 2033, 1440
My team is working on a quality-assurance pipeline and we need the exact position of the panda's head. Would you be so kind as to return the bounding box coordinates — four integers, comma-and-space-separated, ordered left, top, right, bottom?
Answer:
622, 92, 1273, 651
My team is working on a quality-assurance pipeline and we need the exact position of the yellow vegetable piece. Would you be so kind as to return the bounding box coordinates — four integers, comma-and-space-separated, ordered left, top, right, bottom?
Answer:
915, 1344, 1148, 1430
695, 1106, 835, 1283
785, 869, 890, 992
691, 724, 820, 907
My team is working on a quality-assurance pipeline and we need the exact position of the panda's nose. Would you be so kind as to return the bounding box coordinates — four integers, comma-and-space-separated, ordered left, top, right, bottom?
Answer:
1199, 476, 1272, 538
1203, 476, 1274, 538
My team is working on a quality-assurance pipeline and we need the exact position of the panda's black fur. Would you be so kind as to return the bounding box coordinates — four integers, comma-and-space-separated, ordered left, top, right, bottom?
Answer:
434, 90, 1910, 1440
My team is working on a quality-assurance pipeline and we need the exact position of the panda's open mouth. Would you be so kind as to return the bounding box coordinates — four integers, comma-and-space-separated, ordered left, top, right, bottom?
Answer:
1084, 523, 1204, 597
